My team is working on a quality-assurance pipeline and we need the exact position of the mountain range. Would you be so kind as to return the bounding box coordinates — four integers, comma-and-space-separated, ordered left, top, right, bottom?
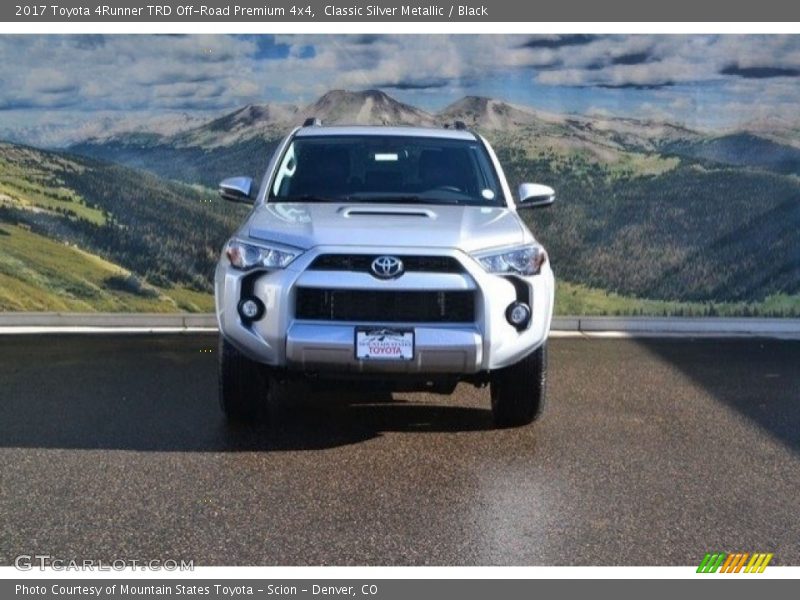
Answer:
73, 89, 704, 149
68, 89, 800, 187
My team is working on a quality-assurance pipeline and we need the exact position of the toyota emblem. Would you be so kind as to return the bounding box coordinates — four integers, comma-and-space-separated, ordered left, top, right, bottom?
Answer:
371, 256, 404, 279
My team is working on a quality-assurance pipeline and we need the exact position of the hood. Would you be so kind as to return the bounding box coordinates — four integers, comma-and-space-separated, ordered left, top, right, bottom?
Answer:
246, 203, 528, 253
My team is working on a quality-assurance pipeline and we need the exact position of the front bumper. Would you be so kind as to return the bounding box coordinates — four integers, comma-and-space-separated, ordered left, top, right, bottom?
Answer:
286, 322, 482, 374
215, 245, 553, 374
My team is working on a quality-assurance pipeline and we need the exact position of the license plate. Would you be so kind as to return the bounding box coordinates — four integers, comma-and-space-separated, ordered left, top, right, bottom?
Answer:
355, 328, 414, 361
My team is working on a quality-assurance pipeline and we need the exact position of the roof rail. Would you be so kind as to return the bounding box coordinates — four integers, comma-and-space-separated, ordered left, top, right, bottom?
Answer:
303, 117, 322, 127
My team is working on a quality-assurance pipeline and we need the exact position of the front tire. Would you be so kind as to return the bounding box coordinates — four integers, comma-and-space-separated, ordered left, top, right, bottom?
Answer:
218, 336, 268, 422
490, 343, 548, 428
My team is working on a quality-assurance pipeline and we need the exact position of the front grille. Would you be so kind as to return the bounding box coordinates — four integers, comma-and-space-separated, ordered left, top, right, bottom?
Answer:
295, 288, 475, 322
308, 254, 464, 274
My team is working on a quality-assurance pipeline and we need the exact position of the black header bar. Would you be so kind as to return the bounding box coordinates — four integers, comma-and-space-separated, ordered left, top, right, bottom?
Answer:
4, 0, 800, 22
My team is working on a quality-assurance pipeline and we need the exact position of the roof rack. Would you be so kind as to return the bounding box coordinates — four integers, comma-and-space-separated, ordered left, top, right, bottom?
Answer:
303, 117, 322, 127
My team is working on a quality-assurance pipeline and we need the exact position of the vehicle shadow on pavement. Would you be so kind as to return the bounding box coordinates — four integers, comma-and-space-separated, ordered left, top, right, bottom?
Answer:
257, 388, 495, 450
0, 335, 494, 452
633, 338, 800, 454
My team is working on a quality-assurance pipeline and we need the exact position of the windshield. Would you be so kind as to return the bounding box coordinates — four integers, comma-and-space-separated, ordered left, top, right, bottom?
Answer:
269, 135, 505, 206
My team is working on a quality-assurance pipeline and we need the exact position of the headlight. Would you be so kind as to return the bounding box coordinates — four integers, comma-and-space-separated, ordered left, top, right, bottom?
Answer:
475, 244, 547, 276
225, 239, 301, 270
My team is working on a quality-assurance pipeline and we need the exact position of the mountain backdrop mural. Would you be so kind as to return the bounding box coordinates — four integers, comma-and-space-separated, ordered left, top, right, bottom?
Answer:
1, 35, 798, 315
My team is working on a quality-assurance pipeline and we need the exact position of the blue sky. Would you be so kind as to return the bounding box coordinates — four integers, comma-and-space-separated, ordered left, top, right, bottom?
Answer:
1, 34, 799, 144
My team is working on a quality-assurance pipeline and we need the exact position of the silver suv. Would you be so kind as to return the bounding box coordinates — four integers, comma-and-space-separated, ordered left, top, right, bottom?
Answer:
215, 122, 555, 427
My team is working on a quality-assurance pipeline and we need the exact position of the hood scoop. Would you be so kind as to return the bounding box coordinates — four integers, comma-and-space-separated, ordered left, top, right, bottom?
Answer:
340, 206, 437, 219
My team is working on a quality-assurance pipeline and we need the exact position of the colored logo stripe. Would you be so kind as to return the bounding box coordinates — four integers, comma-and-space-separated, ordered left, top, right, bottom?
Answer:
719, 553, 748, 573
745, 553, 773, 573
697, 552, 773, 573
720, 553, 736, 572
697, 553, 726, 573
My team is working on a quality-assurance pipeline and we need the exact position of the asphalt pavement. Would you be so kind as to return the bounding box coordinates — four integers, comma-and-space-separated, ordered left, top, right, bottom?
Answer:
0, 334, 798, 565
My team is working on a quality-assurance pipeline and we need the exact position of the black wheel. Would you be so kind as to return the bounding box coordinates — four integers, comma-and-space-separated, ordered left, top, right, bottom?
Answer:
490, 343, 548, 428
218, 336, 268, 422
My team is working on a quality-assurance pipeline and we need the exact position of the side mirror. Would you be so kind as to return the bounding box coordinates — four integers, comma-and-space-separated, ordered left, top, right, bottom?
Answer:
517, 183, 555, 209
219, 176, 254, 204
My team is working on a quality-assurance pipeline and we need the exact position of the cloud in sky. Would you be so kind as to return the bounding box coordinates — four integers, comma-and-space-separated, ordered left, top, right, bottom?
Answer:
720, 64, 800, 78
0, 34, 799, 132
518, 34, 596, 49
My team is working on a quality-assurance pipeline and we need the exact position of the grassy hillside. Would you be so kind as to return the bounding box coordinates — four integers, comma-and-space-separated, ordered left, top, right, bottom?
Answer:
0, 223, 212, 312
0, 141, 245, 311
555, 281, 800, 317
664, 133, 800, 175
0, 147, 106, 225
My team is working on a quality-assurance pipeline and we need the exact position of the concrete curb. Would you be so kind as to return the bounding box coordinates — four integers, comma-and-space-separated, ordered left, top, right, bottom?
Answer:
553, 316, 800, 336
1, 313, 799, 338
0, 312, 218, 328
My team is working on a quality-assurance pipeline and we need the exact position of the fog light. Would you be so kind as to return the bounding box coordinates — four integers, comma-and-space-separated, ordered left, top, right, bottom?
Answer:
506, 302, 531, 329
238, 297, 264, 322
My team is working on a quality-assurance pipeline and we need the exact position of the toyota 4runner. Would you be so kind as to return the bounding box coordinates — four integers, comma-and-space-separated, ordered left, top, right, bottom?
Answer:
215, 121, 555, 427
